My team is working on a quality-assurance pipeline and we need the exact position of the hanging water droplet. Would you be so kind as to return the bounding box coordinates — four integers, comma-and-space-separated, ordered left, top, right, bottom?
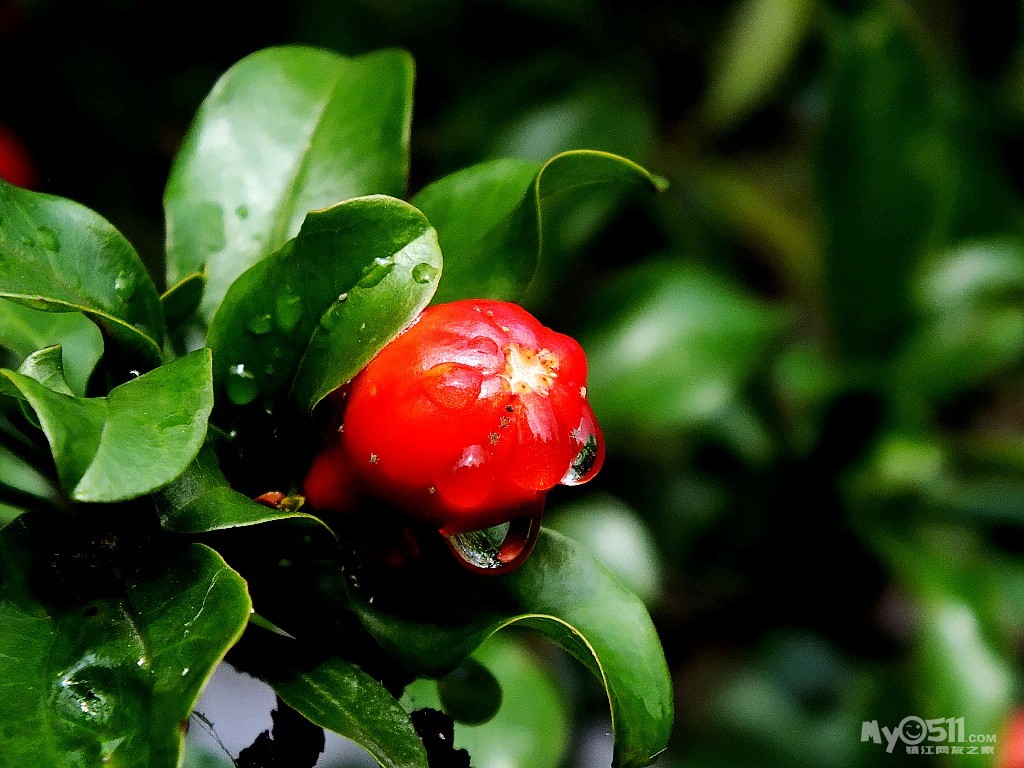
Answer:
274, 294, 303, 333
235, 204, 249, 219
226, 363, 259, 405
246, 313, 273, 335
357, 257, 395, 288
36, 226, 60, 252
114, 271, 137, 301
562, 431, 601, 485
443, 515, 540, 573
412, 262, 438, 284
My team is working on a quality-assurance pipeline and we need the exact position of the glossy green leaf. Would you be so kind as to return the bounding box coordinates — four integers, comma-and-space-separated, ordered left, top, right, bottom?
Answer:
545, 494, 662, 606
246, 632, 429, 768
413, 150, 665, 304
207, 196, 440, 416
0, 179, 163, 367
18, 345, 73, 396
161, 272, 206, 327
0, 298, 103, 396
155, 444, 325, 533
353, 530, 672, 768
403, 634, 570, 768
703, 0, 814, 129
165, 46, 414, 323
581, 260, 784, 460
0, 349, 213, 502
0, 513, 251, 768
0, 502, 22, 528
0, 441, 60, 509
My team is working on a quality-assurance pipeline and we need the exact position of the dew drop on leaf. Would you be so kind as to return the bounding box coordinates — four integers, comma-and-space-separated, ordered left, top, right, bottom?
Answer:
357, 257, 395, 288
412, 262, 438, 284
235, 204, 249, 219
246, 313, 273, 335
226, 362, 259, 405
52, 658, 119, 727
20, 235, 34, 248
114, 271, 138, 301
274, 294, 303, 333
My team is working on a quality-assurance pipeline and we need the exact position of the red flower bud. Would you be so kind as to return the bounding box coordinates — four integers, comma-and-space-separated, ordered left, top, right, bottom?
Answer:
0, 124, 37, 189
303, 299, 604, 572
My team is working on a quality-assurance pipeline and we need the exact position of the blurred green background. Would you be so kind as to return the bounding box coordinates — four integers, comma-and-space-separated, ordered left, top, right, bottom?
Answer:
4, 0, 1024, 766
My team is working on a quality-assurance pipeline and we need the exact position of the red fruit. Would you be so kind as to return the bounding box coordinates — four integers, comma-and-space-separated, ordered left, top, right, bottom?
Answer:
1000, 709, 1024, 768
303, 299, 604, 573
0, 124, 37, 189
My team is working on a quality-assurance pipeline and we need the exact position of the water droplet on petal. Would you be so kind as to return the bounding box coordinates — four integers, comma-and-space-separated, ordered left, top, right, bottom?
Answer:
422, 363, 483, 409
114, 271, 137, 301
274, 294, 303, 333
412, 262, 438, 284
443, 514, 541, 573
246, 313, 273, 335
226, 363, 259, 405
561, 406, 604, 486
36, 226, 59, 252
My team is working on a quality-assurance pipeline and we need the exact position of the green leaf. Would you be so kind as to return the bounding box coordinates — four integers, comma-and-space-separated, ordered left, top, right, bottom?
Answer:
581, 260, 784, 461
413, 150, 665, 304
207, 196, 440, 416
161, 272, 206, 327
897, 239, 1024, 401
244, 632, 429, 768
403, 634, 570, 768
487, 81, 655, 165
0, 502, 23, 528
353, 530, 672, 768
545, 494, 662, 606
0, 513, 251, 768
165, 46, 414, 324
155, 444, 325, 533
0, 442, 60, 509
18, 345, 73, 396
0, 298, 103, 396
866, 522, 1013, 759
817, 8, 1016, 361
0, 349, 213, 502
0, 179, 163, 367
702, 0, 814, 129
